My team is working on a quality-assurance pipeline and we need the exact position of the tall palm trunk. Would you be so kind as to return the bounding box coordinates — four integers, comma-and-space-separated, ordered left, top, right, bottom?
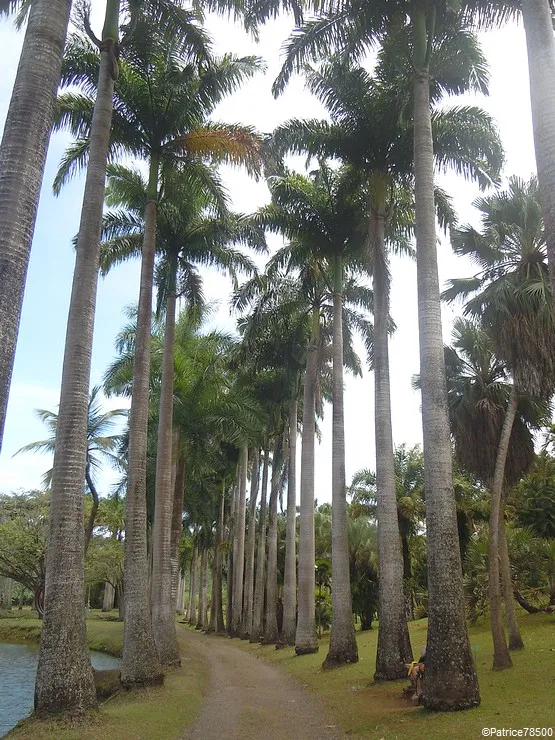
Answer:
282, 399, 298, 645
121, 154, 163, 687
171, 450, 186, 609
35, 6, 121, 712
521, 0, 555, 303
0, 0, 72, 450
85, 467, 100, 554
295, 309, 319, 655
188, 541, 198, 626
250, 446, 269, 642
412, 16, 479, 707
196, 545, 208, 630
263, 436, 282, 644
488, 386, 518, 669
498, 498, 524, 650
324, 254, 358, 669
232, 447, 248, 635
151, 256, 180, 666
209, 482, 226, 633
176, 572, 185, 614
241, 448, 260, 638
371, 207, 412, 680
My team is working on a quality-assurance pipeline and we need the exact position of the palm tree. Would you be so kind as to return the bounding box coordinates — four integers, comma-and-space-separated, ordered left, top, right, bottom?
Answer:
443, 177, 555, 668
14, 385, 126, 552
56, 35, 262, 680
0, 0, 72, 461
269, 8, 503, 705
256, 164, 371, 666
444, 318, 548, 654
519, 0, 555, 307
235, 211, 373, 656
101, 162, 264, 659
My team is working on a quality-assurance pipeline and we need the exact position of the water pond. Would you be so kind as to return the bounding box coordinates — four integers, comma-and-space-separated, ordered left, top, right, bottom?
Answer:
0, 642, 120, 737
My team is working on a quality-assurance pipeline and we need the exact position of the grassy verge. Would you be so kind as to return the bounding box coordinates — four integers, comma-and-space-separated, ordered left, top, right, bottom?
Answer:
227, 612, 555, 738
0, 610, 123, 657
2, 612, 207, 739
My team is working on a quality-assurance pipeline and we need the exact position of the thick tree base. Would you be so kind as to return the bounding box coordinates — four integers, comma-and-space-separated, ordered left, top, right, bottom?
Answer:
421, 693, 480, 712
120, 673, 164, 690
374, 665, 408, 681
93, 669, 121, 700
295, 642, 319, 655
508, 637, 524, 651
322, 651, 359, 669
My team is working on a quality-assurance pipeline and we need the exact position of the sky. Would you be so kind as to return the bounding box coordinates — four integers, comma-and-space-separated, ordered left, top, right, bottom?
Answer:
0, 6, 538, 503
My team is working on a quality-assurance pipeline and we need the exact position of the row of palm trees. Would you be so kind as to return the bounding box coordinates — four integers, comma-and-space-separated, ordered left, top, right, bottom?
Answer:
1, 0, 555, 719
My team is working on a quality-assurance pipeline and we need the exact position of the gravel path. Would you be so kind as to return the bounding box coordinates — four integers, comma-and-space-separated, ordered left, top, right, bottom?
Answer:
180, 627, 344, 740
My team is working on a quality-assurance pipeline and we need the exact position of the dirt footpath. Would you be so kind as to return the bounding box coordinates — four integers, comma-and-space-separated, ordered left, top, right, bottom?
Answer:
180, 627, 344, 740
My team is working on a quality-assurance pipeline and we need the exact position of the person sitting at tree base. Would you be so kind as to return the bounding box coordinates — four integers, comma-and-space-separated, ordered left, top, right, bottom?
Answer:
405, 645, 426, 701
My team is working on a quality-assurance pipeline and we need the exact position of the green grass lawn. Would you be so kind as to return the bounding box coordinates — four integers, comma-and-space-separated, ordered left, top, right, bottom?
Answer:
223, 612, 555, 738
3, 608, 554, 738
1, 611, 207, 739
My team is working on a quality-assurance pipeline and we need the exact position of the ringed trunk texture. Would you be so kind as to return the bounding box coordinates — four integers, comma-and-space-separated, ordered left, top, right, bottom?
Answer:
295, 313, 319, 655
231, 447, 248, 636
282, 399, 298, 646
371, 210, 413, 680
324, 257, 358, 669
176, 572, 185, 615
151, 278, 180, 666
241, 448, 260, 638
0, 0, 72, 450
413, 61, 479, 710
121, 156, 163, 687
498, 501, 524, 650
250, 447, 269, 643
263, 438, 282, 644
488, 387, 518, 670
85, 468, 100, 555
34, 20, 120, 712
170, 451, 186, 610
521, 0, 555, 304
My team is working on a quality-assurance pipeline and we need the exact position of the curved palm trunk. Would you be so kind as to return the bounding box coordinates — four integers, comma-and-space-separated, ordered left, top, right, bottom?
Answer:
282, 399, 298, 645
488, 386, 518, 670
121, 154, 163, 687
324, 255, 358, 669
263, 436, 282, 644
521, 0, 555, 303
0, 0, 72, 451
231, 447, 248, 635
171, 450, 186, 610
85, 467, 100, 555
241, 448, 260, 638
151, 260, 180, 666
295, 310, 319, 655
35, 7, 121, 712
498, 499, 524, 650
250, 446, 269, 642
412, 35, 479, 707
371, 210, 413, 680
